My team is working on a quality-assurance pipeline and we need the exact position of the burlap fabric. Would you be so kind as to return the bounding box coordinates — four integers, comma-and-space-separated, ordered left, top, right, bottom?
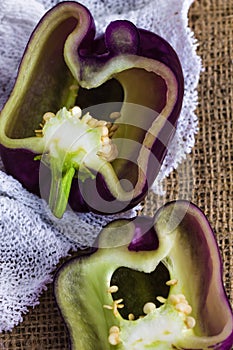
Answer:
0, 0, 232, 349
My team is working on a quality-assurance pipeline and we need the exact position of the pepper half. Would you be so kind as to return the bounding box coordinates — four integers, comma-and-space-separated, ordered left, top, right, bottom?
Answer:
54, 201, 233, 349
0, 1, 184, 217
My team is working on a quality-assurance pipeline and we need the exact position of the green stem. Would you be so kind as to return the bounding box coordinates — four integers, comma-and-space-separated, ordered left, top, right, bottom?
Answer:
49, 158, 76, 218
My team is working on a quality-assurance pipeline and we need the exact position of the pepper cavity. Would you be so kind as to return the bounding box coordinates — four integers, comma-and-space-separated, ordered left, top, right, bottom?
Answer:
110, 262, 170, 321
107, 278, 196, 327
105, 278, 196, 347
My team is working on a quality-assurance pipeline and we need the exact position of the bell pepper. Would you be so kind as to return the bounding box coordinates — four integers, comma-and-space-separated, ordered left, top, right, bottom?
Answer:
54, 201, 233, 349
0, 1, 184, 217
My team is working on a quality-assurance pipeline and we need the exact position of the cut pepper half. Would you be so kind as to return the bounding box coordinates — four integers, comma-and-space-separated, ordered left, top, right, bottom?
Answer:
0, 1, 184, 217
54, 201, 233, 349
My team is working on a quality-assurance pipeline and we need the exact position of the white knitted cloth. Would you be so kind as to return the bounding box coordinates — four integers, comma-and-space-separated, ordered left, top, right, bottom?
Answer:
0, 0, 201, 331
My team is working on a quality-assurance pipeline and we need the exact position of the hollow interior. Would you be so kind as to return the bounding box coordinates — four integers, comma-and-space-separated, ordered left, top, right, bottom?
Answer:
110, 262, 170, 320
5, 61, 167, 189
6, 68, 166, 137
75, 78, 124, 118
5, 17, 78, 140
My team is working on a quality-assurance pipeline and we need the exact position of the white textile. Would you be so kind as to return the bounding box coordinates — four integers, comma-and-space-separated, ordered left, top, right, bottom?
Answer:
0, 0, 201, 331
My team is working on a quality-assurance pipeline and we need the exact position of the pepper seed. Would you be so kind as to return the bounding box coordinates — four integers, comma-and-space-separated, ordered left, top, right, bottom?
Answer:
156, 296, 167, 304
166, 279, 178, 286
109, 112, 121, 120
109, 325, 120, 334
143, 302, 156, 314
108, 332, 120, 345
128, 313, 135, 321
185, 316, 196, 329
107, 285, 119, 294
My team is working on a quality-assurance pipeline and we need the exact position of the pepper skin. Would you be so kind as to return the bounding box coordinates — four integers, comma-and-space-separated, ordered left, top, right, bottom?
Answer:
0, 2, 184, 217
54, 201, 233, 350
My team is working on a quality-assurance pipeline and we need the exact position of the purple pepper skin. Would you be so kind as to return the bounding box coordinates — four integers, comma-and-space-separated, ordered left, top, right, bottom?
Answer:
54, 201, 233, 350
0, 1, 184, 217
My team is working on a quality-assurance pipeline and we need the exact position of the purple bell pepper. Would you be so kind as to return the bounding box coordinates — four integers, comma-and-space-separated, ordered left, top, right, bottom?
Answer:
0, 2, 184, 217
54, 200, 233, 349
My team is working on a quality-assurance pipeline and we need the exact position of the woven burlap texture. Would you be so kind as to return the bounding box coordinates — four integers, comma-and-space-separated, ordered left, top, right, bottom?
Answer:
0, 0, 232, 349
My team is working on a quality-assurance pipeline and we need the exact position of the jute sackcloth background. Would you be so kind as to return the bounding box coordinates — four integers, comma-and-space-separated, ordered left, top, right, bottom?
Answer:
0, 0, 232, 349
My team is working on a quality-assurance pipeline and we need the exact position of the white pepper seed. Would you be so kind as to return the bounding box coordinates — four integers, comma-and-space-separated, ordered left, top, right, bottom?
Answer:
103, 304, 113, 310
169, 294, 180, 305
175, 302, 192, 315
96, 120, 107, 127
108, 332, 120, 345
109, 112, 121, 119
185, 316, 196, 329
143, 302, 156, 314
128, 313, 135, 321
176, 294, 186, 302
70, 106, 82, 118
82, 112, 92, 123
156, 296, 167, 304
109, 326, 120, 334
43, 112, 55, 122
166, 279, 178, 286
107, 285, 119, 294
101, 136, 110, 145
183, 304, 192, 315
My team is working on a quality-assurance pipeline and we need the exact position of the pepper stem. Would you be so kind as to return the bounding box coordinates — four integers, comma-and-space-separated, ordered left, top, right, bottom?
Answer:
49, 157, 76, 218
